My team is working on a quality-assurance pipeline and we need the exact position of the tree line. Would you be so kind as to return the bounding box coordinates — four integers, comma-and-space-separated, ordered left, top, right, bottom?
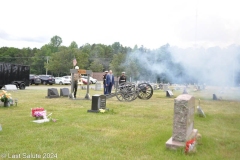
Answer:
1, 35, 240, 85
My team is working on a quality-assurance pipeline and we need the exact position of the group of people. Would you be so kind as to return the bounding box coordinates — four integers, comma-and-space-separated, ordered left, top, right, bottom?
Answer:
72, 66, 128, 98
103, 70, 127, 95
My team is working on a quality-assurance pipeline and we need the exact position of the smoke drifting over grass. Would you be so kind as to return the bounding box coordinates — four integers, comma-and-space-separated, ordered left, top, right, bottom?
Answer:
170, 45, 240, 86
125, 45, 240, 86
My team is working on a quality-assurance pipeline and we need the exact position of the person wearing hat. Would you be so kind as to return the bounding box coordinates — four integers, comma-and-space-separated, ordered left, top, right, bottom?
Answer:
72, 66, 81, 99
119, 72, 127, 84
103, 70, 108, 95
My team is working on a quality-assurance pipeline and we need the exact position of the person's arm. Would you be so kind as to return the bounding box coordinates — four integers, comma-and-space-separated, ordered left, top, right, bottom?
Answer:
106, 75, 108, 86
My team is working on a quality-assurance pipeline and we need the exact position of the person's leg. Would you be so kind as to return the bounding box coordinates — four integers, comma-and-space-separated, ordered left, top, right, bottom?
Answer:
103, 84, 105, 94
109, 83, 112, 94
74, 81, 78, 98
104, 84, 107, 94
72, 82, 75, 98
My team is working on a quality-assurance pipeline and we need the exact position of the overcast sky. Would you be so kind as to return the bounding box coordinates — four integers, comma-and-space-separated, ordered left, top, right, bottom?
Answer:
0, 0, 239, 49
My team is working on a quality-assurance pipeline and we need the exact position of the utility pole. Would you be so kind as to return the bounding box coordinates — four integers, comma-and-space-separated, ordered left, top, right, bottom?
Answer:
46, 56, 49, 75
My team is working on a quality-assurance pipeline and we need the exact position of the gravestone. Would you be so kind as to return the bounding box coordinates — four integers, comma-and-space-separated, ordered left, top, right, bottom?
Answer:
45, 88, 59, 98
182, 88, 188, 94
99, 95, 106, 109
95, 83, 102, 91
60, 88, 69, 97
4, 84, 17, 91
166, 94, 198, 150
197, 106, 206, 117
166, 90, 174, 97
213, 94, 218, 100
88, 94, 100, 112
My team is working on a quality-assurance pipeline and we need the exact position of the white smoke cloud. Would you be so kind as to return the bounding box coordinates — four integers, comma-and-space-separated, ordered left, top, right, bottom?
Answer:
125, 45, 240, 86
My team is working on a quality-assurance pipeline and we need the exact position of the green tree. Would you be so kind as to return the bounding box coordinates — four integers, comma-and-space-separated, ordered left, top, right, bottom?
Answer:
47, 46, 73, 76
69, 41, 78, 49
112, 42, 122, 54
89, 60, 104, 72
49, 35, 62, 52
125, 59, 140, 81
31, 50, 46, 74
31, 44, 52, 74
0, 47, 20, 63
109, 53, 126, 78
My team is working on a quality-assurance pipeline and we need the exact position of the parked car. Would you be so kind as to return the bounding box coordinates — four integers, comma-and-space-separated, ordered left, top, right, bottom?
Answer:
55, 77, 64, 85
61, 76, 71, 85
39, 75, 55, 85
80, 77, 88, 85
81, 76, 97, 84
29, 74, 41, 85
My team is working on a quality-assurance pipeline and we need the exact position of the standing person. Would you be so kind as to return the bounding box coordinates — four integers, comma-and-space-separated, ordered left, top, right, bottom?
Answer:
103, 70, 108, 95
72, 66, 81, 99
119, 72, 127, 84
106, 70, 115, 94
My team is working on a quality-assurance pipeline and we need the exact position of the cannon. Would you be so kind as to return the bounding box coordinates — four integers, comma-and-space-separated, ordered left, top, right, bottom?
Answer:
112, 82, 153, 102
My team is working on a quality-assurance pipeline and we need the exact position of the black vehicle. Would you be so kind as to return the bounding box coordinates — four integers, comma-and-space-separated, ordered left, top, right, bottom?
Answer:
39, 75, 55, 85
0, 63, 30, 89
29, 74, 41, 85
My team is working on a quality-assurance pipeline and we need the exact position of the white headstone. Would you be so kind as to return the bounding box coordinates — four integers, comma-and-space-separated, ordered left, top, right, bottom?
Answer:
4, 85, 17, 91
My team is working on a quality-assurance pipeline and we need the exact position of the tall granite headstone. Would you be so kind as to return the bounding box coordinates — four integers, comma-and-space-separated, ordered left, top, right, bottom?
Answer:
88, 94, 100, 112
166, 94, 198, 149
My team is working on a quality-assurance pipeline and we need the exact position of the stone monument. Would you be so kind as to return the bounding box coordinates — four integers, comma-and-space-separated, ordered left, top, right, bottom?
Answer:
166, 90, 174, 97
88, 94, 108, 113
88, 94, 100, 112
166, 94, 198, 149
99, 95, 107, 109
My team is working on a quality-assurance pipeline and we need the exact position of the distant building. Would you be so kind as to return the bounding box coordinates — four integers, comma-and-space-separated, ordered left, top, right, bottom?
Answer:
92, 72, 117, 82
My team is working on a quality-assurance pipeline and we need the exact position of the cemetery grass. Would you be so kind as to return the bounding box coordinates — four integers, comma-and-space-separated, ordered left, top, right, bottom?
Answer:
0, 85, 240, 160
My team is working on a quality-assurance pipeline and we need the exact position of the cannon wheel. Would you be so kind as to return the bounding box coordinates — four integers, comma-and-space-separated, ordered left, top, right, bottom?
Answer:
137, 83, 153, 100
116, 82, 137, 102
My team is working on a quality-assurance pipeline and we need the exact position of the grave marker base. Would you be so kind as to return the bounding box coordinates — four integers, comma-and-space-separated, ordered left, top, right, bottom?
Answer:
87, 110, 100, 113
166, 129, 198, 150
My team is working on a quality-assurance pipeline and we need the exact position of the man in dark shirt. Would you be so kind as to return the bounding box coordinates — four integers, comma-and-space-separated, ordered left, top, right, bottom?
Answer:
119, 72, 126, 84
72, 66, 81, 99
103, 71, 108, 95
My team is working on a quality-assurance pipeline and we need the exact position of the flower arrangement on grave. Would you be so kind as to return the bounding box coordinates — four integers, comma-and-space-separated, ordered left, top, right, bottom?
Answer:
99, 108, 106, 113
0, 90, 13, 107
31, 108, 46, 119
185, 138, 196, 154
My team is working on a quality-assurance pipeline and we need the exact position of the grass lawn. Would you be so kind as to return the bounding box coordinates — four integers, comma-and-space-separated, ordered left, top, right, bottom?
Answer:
0, 85, 240, 160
